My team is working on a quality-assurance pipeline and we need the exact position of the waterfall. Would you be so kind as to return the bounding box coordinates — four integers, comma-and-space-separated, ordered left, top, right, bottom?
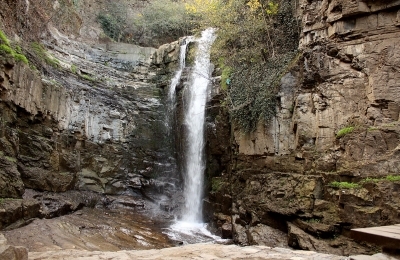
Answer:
166, 28, 220, 244
181, 28, 216, 223
162, 37, 192, 188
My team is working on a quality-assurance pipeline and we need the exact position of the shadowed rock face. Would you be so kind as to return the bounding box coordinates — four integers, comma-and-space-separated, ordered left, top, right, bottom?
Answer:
205, 0, 400, 255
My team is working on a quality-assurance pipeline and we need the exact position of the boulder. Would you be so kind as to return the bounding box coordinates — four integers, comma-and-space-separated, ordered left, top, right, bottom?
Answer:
0, 233, 28, 260
152, 41, 180, 65
0, 244, 28, 260
0, 199, 24, 230
287, 223, 375, 255
18, 165, 75, 192
248, 224, 287, 248
288, 223, 341, 254
221, 223, 233, 239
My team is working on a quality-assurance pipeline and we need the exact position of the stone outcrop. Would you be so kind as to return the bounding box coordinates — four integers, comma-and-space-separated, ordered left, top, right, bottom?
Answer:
206, 0, 400, 255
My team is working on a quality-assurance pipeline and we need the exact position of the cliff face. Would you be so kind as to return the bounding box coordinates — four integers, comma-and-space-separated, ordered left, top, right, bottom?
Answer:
206, 0, 400, 254
0, 0, 184, 229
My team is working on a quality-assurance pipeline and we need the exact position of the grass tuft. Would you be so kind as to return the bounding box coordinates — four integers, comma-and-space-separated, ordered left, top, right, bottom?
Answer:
31, 42, 60, 67
336, 126, 355, 138
80, 74, 96, 82
0, 30, 10, 46
330, 181, 360, 189
0, 43, 29, 65
71, 64, 77, 74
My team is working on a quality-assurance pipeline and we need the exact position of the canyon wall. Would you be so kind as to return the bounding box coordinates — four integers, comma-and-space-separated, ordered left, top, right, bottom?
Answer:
206, 0, 400, 254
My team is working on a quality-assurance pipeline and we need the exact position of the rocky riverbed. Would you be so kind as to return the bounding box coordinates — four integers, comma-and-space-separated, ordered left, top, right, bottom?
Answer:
1, 208, 398, 260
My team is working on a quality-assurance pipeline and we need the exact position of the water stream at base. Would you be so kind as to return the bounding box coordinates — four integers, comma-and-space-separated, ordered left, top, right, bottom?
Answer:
165, 28, 220, 244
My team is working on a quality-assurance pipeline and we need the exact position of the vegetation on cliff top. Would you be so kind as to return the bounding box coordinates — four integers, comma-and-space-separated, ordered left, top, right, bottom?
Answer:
97, 0, 197, 46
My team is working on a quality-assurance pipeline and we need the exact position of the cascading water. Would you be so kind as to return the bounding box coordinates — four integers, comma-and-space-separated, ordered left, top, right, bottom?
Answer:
181, 28, 216, 223
166, 28, 221, 244
168, 38, 192, 104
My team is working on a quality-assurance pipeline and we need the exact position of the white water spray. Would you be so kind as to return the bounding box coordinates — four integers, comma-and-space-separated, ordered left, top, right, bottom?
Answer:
181, 28, 216, 223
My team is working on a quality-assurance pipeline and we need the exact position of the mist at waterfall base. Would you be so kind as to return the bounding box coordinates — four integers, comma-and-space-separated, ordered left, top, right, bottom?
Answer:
163, 28, 223, 244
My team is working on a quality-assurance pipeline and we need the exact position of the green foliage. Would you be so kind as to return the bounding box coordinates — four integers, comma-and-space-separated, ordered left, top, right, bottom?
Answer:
0, 30, 29, 64
336, 126, 355, 138
80, 74, 96, 82
0, 44, 13, 54
330, 181, 360, 189
137, 0, 195, 43
0, 45, 29, 65
13, 53, 29, 64
305, 218, 321, 223
362, 177, 380, 183
71, 64, 77, 74
0, 30, 10, 46
386, 175, 400, 182
72, 0, 79, 7
211, 178, 223, 192
132, 0, 198, 46
266, 1, 279, 14
364, 175, 400, 183
97, 3, 127, 42
97, 0, 196, 46
31, 42, 60, 67
219, 62, 232, 91
5, 156, 17, 163
196, 0, 300, 132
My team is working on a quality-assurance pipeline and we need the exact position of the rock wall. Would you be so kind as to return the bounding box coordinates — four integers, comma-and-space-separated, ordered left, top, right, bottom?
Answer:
0, 20, 183, 228
206, 0, 400, 255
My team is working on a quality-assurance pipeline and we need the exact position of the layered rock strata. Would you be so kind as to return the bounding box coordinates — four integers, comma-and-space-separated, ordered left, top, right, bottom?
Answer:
206, 0, 400, 255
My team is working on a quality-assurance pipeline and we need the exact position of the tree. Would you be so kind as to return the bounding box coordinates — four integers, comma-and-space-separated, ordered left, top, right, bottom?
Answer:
97, 2, 129, 42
